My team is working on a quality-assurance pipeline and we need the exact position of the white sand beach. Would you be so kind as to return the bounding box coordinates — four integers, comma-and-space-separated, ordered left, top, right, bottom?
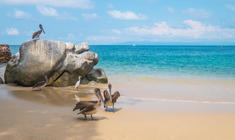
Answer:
1, 76, 235, 140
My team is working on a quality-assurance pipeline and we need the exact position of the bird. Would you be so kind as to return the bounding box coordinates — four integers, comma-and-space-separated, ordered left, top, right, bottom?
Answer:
32, 75, 48, 91
74, 76, 81, 90
73, 88, 103, 120
32, 24, 45, 39
103, 83, 120, 111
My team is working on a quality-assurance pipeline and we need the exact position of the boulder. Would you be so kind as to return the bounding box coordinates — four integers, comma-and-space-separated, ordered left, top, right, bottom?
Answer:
0, 77, 3, 84
81, 68, 108, 84
0, 44, 11, 63
4, 40, 99, 87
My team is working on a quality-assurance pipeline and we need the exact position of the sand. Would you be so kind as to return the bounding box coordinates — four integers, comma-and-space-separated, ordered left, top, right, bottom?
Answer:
0, 76, 235, 140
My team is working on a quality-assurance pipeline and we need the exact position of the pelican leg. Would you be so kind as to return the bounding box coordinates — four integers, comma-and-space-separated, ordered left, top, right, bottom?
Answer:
84, 114, 87, 120
113, 104, 115, 112
91, 115, 93, 120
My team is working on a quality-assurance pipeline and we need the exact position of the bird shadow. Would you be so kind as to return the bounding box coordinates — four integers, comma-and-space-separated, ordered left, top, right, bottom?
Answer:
75, 116, 108, 121
105, 107, 122, 113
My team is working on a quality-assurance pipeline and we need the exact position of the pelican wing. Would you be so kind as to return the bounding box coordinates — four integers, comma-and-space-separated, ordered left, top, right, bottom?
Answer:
103, 90, 110, 101
77, 105, 96, 115
73, 101, 98, 111
32, 30, 42, 39
112, 91, 120, 103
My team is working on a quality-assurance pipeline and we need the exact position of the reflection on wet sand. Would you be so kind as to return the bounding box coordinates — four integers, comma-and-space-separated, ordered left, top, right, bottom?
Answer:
6, 84, 107, 106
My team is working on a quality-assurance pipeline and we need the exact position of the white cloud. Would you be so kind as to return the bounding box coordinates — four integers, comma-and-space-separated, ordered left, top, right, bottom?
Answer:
225, 4, 235, 12
128, 20, 235, 39
112, 29, 121, 34
37, 5, 58, 17
82, 13, 97, 19
0, 0, 93, 9
183, 8, 210, 18
108, 10, 145, 20
6, 28, 19, 35
13, 10, 31, 19
36, 5, 77, 20
167, 7, 174, 13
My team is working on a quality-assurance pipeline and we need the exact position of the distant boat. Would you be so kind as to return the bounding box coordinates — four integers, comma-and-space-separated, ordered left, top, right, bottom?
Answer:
132, 44, 136, 47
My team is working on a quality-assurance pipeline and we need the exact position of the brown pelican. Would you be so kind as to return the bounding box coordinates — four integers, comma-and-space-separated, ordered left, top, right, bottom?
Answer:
74, 76, 81, 90
73, 88, 103, 120
32, 24, 45, 39
32, 75, 48, 91
103, 83, 120, 111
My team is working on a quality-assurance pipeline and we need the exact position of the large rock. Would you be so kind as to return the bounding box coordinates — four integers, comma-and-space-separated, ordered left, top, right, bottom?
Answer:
0, 44, 11, 63
4, 40, 99, 87
81, 68, 108, 84
0, 77, 3, 84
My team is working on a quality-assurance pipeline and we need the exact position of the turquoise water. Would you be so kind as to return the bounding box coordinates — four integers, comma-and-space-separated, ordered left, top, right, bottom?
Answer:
9, 45, 235, 78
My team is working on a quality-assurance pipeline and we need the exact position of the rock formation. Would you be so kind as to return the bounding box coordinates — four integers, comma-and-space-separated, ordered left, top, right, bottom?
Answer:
4, 40, 107, 87
0, 44, 11, 63
0, 77, 3, 84
81, 68, 108, 84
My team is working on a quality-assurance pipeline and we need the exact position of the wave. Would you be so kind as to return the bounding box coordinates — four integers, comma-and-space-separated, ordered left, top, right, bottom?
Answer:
121, 96, 235, 105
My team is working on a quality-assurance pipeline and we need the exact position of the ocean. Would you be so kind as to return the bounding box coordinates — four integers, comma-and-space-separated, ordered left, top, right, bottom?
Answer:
9, 45, 235, 79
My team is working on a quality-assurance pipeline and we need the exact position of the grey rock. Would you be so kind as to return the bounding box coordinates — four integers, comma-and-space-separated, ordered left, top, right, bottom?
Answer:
4, 40, 98, 87
0, 77, 3, 84
81, 68, 108, 84
75, 42, 89, 54
0, 44, 11, 63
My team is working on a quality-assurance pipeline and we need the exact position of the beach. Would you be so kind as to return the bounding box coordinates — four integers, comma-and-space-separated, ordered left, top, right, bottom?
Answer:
1, 75, 235, 140
1, 0, 235, 138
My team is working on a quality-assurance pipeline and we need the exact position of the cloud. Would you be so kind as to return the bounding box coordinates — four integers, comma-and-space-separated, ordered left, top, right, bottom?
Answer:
36, 5, 77, 20
0, 0, 93, 9
183, 8, 210, 18
167, 7, 174, 13
37, 5, 58, 17
82, 13, 97, 19
225, 4, 235, 12
6, 28, 19, 35
13, 10, 31, 19
128, 20, 235, 39
108, 10, 146, 20
112, 29, 121, 34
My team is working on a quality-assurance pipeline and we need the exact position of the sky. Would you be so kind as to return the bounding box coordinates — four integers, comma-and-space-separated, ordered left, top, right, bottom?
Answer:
0, 0, 235, 45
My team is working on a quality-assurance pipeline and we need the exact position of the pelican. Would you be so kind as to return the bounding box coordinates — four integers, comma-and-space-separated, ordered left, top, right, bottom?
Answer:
32, 75, 48, 91
32, 24, 45, 39
103, 83, 120, 111
74, 76, 81, 90
73, 88, 103, 120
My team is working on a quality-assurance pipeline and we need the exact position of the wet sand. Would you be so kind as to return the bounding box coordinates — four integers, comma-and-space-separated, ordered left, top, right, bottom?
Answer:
1, 76, 235, 140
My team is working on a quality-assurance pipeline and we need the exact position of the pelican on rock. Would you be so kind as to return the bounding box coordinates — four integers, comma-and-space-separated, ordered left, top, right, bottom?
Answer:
32, 24, 45, 39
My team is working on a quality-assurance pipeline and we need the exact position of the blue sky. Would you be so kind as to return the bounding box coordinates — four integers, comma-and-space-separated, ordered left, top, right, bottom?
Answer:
0, 0, 235, 45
